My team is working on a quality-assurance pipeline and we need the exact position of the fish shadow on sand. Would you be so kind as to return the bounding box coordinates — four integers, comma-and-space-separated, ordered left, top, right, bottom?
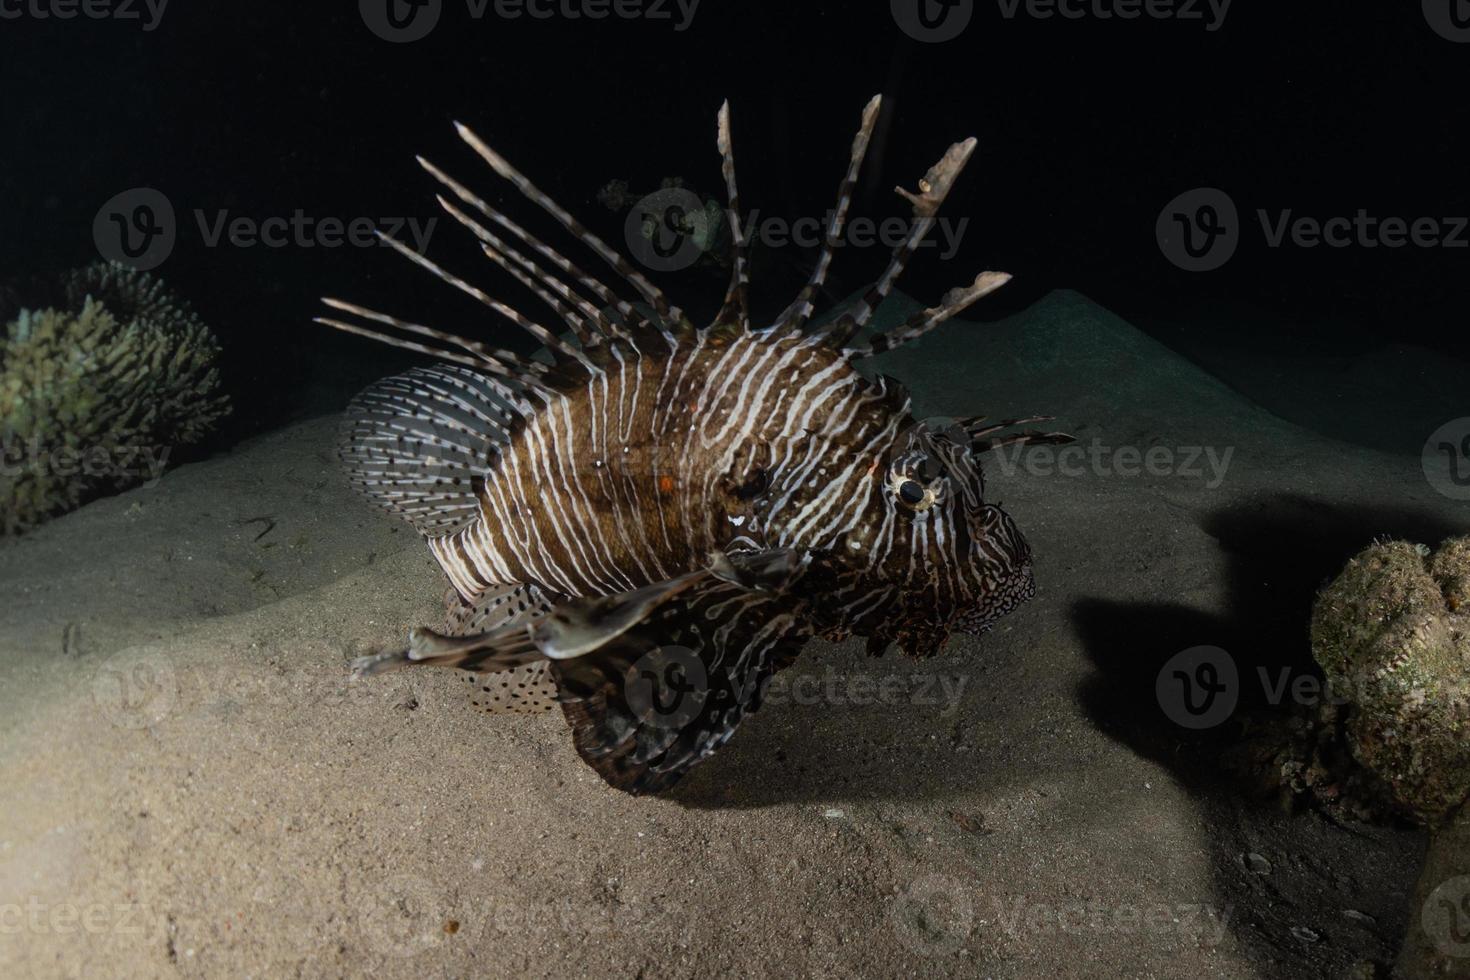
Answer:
1073, 493, 1465, 789
1072, 492, 1463, 973
669, 632, 1028, 809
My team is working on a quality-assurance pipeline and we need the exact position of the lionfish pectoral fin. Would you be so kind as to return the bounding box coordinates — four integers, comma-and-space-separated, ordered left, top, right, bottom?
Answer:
551, 567, 814, 794
530, 571, 710, 660
446, 583, 560, 714
340, 365, 522, 537
531, 548, 804, 660
349, 624, 542, 679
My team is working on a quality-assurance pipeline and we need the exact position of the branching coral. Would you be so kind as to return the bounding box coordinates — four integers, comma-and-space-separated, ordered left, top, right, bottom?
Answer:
0, 263, 228, 534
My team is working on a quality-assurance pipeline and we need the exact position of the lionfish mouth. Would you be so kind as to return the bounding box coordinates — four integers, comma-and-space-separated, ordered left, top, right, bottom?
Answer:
949, 565, 1037, 636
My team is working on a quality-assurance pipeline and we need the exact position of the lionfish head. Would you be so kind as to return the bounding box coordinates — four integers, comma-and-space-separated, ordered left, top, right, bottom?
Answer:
845, 416, 1040, 657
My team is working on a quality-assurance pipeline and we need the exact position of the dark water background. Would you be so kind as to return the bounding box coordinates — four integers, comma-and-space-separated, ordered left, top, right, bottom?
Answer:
2, 2, 1464, 453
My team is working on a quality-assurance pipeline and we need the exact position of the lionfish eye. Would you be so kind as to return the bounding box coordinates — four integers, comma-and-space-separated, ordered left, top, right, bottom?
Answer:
897, 480, 926, 505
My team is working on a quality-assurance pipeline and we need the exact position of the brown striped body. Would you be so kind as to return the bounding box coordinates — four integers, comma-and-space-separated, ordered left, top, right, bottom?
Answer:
325, 94, 1068, 792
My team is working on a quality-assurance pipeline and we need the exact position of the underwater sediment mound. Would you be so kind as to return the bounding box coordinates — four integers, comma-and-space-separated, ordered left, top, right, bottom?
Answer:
0, 262, 228, 535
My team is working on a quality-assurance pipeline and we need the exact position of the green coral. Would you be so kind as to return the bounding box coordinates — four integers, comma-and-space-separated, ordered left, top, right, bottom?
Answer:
0, 263, 228, 535
1310, 538, 1470, 825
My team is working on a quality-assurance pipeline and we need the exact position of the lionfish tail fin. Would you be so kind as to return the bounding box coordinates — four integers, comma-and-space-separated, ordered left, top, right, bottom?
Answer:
339, 365, 520, 536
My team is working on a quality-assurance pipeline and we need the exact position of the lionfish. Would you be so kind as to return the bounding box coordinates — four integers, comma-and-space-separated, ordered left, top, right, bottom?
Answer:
321, 95, 1067, 794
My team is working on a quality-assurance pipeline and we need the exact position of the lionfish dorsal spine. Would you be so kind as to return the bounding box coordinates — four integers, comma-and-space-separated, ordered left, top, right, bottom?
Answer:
819, 135, 979, 350
712, 99, 751, 332
416, 153, 639, 343
320, 92, 1011, 391
774, 93, 884, 334
452, 121, 692, 341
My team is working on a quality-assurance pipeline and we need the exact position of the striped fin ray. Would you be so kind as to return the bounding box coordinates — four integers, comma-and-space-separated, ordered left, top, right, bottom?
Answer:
316, 297, 549, 387
454, 121, 692, 340
430, 192, 601, 347
417, 154, 640, 342
963, 414, 1075, 454
774, 93, 884, 334
372, 229, 598, 377
340, 365, 520, 536
844, 270, 1012, 358
710, 99, 750, 332
823, 135, 983, 349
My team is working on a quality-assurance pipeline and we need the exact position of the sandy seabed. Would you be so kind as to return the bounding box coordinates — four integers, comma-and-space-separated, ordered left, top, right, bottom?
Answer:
2, 291, 1465, 978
